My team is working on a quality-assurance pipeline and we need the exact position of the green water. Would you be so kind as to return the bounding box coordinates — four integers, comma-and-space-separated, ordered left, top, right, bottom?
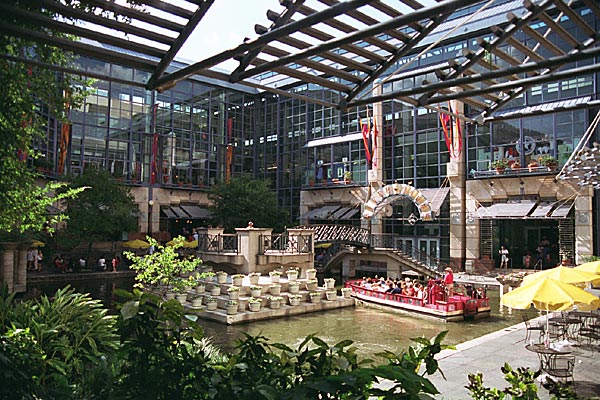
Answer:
25, 279, 537, 357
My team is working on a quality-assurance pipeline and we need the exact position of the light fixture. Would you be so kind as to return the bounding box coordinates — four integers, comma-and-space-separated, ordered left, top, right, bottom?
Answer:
148, 200, 154, 206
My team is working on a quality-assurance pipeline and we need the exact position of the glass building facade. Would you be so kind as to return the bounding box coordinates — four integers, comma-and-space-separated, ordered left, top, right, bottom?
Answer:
33, 1, 599, 267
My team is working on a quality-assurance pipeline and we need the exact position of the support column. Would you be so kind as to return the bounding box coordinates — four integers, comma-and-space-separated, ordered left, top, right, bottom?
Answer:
574, 189, 594, 264
0, 243, 18, 293
448, 95, 467, 271
15, 243, 28, 293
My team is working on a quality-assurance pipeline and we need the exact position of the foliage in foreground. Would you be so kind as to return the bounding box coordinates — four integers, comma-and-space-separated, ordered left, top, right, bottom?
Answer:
467, 363, 579, 400
0, 285, 452, 399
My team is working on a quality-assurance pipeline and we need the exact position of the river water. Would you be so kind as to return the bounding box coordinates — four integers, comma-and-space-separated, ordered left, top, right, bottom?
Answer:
24, 278, 536, 357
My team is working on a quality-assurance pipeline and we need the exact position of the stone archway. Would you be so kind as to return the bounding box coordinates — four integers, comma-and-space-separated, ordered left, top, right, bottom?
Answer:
362, 183, 433, 221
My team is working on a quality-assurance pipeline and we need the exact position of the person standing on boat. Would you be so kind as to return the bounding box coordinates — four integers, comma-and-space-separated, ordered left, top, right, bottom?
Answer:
443, 267, 454, 298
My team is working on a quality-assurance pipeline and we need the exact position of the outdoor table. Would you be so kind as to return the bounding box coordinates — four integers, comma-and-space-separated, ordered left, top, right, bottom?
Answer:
548, 317, 581, 341
525, 343, 571, 375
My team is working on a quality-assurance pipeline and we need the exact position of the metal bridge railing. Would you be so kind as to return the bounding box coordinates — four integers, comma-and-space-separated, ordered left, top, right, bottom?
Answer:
198, 233, 239, 254
260, 233, 313, 254
371, 233, 445, 275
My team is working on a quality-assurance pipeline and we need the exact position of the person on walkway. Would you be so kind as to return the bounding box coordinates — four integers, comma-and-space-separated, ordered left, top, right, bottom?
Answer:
27, 248, 36, 271
499, 246, 509, 269
78, 256, 86, 271
443, 267, 454, 298
98, 256, 106, 271
111, 256, 120, 272
36, 249, 44, 271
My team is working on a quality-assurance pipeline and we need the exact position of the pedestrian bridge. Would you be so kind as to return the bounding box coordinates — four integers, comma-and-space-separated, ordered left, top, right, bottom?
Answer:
194, 225, 445, 279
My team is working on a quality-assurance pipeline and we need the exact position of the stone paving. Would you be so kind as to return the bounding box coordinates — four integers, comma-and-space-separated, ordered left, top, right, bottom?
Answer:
424, 315, 600, 399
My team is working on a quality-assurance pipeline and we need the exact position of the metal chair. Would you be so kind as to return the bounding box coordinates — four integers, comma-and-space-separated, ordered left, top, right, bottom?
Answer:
522, 316, 545, 343
542, 355, 575, 386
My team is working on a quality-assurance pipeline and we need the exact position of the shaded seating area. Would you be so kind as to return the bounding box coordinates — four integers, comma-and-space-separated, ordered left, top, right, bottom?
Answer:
522, 315, 545, 343
542, 355, 576, 386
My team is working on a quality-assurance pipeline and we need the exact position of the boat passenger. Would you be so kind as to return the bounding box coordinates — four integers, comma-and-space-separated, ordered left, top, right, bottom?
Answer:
443, 267, 454, 297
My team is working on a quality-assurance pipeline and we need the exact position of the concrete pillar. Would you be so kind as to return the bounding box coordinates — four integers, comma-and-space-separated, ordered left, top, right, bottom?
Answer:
235, 227, 271, 274
574, 190, 594, 264
15, 243, 28, 293
447, 95, 467, 271
0, 242, 18, 293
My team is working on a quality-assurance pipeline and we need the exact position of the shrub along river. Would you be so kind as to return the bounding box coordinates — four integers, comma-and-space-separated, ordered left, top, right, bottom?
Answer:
23, 277, 536, 357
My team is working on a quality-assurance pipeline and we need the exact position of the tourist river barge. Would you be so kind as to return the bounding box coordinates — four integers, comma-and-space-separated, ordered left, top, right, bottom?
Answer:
346, 279, 491, 322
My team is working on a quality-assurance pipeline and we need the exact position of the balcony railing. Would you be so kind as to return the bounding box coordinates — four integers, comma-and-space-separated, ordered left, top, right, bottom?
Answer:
198, 233, 239, 254
260, 233, 313, 254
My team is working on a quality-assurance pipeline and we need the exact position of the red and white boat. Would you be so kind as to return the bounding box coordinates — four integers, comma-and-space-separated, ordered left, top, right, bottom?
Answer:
346, 279, 491, 322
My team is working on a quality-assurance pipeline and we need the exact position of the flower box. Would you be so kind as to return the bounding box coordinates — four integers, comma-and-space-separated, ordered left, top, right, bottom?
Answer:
325, 290, 337, 301
324, 278, 335, 289
249, 272, 261, 285
288, 281, 300, 294
268, 295, 283, 309
216, 271, 228, 284
306, 279, 318, 291
250, 285, 262, 298
248, 297, 262, 312
269, 270, 282, 283
286, 269, 299, 281
306, 269, 317, 280
308, 292, 321, 303
205, 297, 218, 310
341, 287, 352, 298
227, 286, 240, 300
210, 286, 221, 296
270, 284, 281, 296
231, 274, 244, 286
288, 294, 302, 306
226, 300, 238, 315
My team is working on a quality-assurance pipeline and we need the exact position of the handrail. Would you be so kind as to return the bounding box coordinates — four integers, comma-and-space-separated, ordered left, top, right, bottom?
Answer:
197, 233, 239, 254
260, 233, 313, 254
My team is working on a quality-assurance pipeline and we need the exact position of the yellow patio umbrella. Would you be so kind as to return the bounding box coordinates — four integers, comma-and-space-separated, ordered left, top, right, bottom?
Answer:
166, 239, 197, 248
574, 260, 600, 275
122, 239, 151, 249
501, 276, 600, 312
31, 240, 45, 248
521, 265, 600, 287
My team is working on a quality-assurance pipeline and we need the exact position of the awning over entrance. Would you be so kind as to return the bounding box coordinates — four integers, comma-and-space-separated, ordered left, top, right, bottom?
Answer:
162, 205, 211, 220
551, 202, 573, 218
339, 208, 360, 220
180, 205, 212, 219
475, 200, 574, 219
419, 187, 450, 216
300, 205, 360, 221
475, 200, 537, 219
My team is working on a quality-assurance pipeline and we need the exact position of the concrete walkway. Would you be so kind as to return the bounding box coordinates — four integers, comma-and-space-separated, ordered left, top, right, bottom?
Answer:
426, 316, 600, 399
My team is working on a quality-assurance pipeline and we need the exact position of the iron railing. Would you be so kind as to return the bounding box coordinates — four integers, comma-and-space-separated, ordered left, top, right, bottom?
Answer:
197, 233, 239, 254
260, 233, 313, 254
371, 233, 445, 275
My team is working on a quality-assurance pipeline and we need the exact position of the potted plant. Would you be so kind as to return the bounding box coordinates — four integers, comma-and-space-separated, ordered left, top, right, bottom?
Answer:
267, 295, 283, 309
324, 278, 336, 289
190, 295, 204, 308
226, 300, 238, 315
205, 296, 218, 311
306, 279, 318, 291
203, 271, 215, 283
216, 271, 228, 284
288, 281, 300, 294
325, 290, 337, 301
250, 285, 262, 297
344, 170, 352, 183
490, 159, 508, 174
288, 294, 302, 306
124, 235, 203, 299
538, 155, 558, 171
210, 285, 221, 296
341, 287, 352, 298
269, 270, 282, 283
269, 284, 281, 296
308, 291, 321, 303
227, 286, 240, 300
231, 273, 245, 286
249, 272, 261, 285
508, 160, 521, 169
248, 297, 262, 312
306, 268, 317, 280
195, 280, 206, 294
286, 268, 299, 281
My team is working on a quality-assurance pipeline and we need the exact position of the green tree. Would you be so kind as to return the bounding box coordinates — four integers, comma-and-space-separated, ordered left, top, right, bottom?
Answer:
61, 168, 137, 252
0, 3, 88, 237
208, 175, 289, 232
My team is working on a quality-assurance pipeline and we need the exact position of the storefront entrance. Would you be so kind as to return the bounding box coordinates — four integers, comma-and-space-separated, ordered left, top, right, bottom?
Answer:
495, 220, 559, 269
